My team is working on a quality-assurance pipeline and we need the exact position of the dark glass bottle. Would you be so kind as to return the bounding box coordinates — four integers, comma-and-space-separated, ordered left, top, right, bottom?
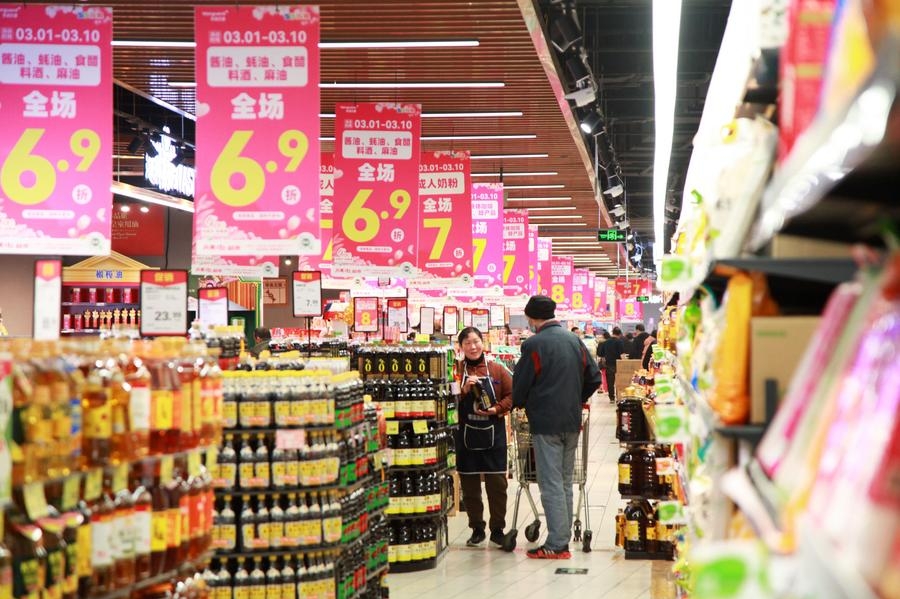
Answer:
623, 501, 645, 553
618, 449, 635, 496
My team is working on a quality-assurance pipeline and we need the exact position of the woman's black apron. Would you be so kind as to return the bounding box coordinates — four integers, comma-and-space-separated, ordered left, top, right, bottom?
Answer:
455, 363, 507, 474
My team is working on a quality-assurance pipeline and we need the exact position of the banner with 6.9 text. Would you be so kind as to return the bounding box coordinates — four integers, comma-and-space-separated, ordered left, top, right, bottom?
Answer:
333, 102, 422, 277
194, 5, 320, 257
0, 4, 112, 255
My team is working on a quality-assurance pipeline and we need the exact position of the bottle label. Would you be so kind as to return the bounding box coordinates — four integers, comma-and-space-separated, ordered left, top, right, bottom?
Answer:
16, 559, 41, 596
62, 543, 77, 594
241, 523, 256, 547
284, 461, 299, 486
254, 400, 270, 425
618, 464, 631, 486
268, 522, 284, 547
219, 463, 237, 487
118, 513, 135, 558
239, 463, 256, 488
624, 520, 640, 542
299, 519, 320, 545
266, 584, 280, 599
274, 400, 291, 424
75, 523, 92, 576
272, 462, 287, 487
166, 508, 181, 548
234, 586, 250, 599
218, 523, 236, 550
223, 400, 238, 428
256, 522, 270, 548
133, 510, 152, 555
151, 390, 174, 431
215, 587, 233, 599
179, 498, 191, 547
84, 402, 112, 439
322, 516, 342, 543
284, 521, 302, 545
645, 525, 657, 540
249, 585, 266, 599
280, 583, 293, 599
151, 512, 167, 552
255, 462, 270, 485
192, 379, 203, 433
129, 386, 151, 431
177, 387, 190, 432
239, 401, 255, 427
46, 550, 63, 589
90, 519, 112, 567
388, 545, 397, 563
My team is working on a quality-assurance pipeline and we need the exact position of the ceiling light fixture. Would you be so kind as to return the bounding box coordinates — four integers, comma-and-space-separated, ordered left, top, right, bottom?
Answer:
580, 109, 605, 135
472, 171, 557, 178
168, 81, 505, 90
615, 218, 631, 230
505, 196, 572, 202
111, 181, 195, 213
127, 136, 144, 154
320, 111, 522, 119
502, 184, 565, 190
321, 133, 537, 142
609, 204, 626, 218
114, 39, 480, 49
471, 153, 549, 160
120, 205, 131, 213
604, 172, 624, 198
139, 206, 150, 214
536, 223, 587, 227
543, 235, 596, 240
549, 6, 583, 53
528, 215, 584, 220
525, 206, 577, 211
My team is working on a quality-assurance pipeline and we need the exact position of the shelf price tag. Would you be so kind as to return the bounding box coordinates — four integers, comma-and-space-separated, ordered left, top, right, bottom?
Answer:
292, 271, 323, 317
332, 102, 422, 278
385, 421, 399, 436
198, 286, 229, 327
32, 260, 61, 340
412, 420, 429, 435
140, 270, 188, 337
385, 298, 408, 332
470, 308, 490, 332
61, 474, 81, 511
353, 297, 379, 333
0, 5, 113, 256
442, 306, 458, 336
159, 456, 174, 485
23, 482, 49, 521
83, 468, 103, 502
193, 5, 321, 257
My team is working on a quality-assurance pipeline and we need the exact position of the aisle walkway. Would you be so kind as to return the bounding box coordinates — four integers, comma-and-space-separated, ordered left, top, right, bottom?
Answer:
389, 393, 676, 599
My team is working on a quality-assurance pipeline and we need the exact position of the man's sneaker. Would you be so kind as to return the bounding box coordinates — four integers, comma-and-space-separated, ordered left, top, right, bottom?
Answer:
526, 545, 571, 559
466, 529, 486, 546
489, 530, 505, 548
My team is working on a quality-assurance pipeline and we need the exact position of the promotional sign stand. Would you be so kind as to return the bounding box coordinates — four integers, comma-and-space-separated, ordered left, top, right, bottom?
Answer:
292, 271, 324, 358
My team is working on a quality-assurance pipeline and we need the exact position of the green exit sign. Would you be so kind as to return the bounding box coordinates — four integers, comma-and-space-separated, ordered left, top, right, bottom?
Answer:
597, 229, 626, 242
636, 295, 650, 302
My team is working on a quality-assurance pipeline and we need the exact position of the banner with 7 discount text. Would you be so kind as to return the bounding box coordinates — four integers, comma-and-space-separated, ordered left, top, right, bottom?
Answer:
537, 237, 552, 296
527, 224, 539, 295
502, 209, 530, 298
332, 102, 422, 277
193, 5, 321, 257
0, 4, 112, 255
411, 150, 472, 288
471, 182, 504, 295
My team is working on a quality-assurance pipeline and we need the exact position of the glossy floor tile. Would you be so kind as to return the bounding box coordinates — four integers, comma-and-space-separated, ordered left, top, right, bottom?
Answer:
388, 392, 678, 599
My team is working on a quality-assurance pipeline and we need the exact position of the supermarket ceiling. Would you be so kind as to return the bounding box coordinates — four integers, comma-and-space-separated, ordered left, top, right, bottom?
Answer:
40, 0, 728, 276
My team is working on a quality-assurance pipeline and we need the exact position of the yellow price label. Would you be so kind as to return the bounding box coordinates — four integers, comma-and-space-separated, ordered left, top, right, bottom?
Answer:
112, 463, 129, 493
210, 129, 309, 207
0, 128, 100, 205
385, 421, 399, 435
23, 482, 49, 521
159, 455, 174, 484
412, 420, 428, 434
83, 468, 103, 502
188, 450, 202, 477
206, 447, 219, 467
61, 474, 81, 511
341, 188, 412, 243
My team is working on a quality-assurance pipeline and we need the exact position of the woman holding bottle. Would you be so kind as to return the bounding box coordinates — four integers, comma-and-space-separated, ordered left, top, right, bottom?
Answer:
454, 327, 513, 548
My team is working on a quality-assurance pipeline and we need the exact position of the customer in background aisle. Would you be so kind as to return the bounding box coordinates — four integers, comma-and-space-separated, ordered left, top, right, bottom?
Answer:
623, 331, 635, 358
512, 295, 602, 559
454, 326, 513, 548
601, 327, 626, 403
629, 324, 650, 359
250, 327, 271, 357
642, 329, 658, 370
596, 330, 610, 393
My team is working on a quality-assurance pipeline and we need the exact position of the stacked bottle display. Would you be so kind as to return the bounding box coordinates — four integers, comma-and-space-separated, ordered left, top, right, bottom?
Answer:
614, 500, 677, 560
617, 445, 675, 499
213, 367, 386, 598
0, 337, 224, 599
357, 344, 455, 573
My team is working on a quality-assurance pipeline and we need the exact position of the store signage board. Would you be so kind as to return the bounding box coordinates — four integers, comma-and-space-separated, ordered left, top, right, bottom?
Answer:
411, 150, 473, 287
537, 237, 552, 296
33, 259, 61, 340
571, 268, 593, 315
112, 202, 165, 256
194, 5, 321, 257
140, 270, 188, 336
442, 306, 459, 335
198, 287, 228, 327
471, 182, 504, 292
527, 224, 539, 295
549, 256, 574, 311
292, 270, 323, 317
419, 306, 435, 336
470, 308, 490, 332
332, 102, 422, 277
386, 298, 408, 333
0, 4, 113, 255
489, 305, 506, 328
636, 295, 650, 303
353, 296, 378, 333
598, 229, 626, 242
144, 126, 195, 198
502, 209, 530, 297
190, 239, 278, 279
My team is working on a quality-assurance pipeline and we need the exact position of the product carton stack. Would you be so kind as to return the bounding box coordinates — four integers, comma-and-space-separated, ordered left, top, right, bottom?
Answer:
615, 359, 642, 398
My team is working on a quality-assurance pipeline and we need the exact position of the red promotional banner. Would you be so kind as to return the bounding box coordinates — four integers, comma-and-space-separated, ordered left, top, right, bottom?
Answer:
527, 224, 539, 295
194, 5, 321, 256
332, 102, 422, 277
537, 237, 552, 296
472, 183, 504, 294
353, 297, 378, 333
571, 268, 593, 314
413, 150, 472, 287
615, 278, 650, 300
0, 4, 113, 255
112, 202, 165, 256
549, 256, 574, 311
502, 209, 530, 298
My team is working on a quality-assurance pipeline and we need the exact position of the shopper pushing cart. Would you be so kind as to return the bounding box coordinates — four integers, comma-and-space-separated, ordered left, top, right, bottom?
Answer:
510, 295, 602, 559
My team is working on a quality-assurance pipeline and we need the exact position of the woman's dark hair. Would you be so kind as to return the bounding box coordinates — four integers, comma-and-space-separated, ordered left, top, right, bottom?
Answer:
457, 326, 483, 346
602, 330, 612, 340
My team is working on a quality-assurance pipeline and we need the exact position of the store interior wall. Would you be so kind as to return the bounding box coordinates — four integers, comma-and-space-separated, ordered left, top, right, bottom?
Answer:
0, 255, 36, 337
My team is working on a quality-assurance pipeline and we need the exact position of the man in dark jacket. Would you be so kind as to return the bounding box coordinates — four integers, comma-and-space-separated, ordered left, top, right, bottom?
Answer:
629, 324, 649, 359
601, 327, 626, 403
512, 295, 601, 559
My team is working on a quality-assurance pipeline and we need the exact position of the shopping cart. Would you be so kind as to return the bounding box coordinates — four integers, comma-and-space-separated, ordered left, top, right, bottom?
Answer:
501, 407, 592, 552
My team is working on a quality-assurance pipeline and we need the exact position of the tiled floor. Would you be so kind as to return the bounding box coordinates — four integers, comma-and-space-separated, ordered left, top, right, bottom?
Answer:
388, 392, 677, 599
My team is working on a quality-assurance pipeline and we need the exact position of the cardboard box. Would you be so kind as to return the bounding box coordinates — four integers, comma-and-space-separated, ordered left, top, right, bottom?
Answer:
771, 234, 853, 258
750, 316, 820, 423
615, 359, 643, 397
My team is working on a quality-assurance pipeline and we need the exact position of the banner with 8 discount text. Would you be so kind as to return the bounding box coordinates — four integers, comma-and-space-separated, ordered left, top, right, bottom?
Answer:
193, 5, 321, 257
571, 268, 594, 315
410, 150, 472, 288
549, 255, 574, 312
502, 209, 530, 298
0, 4, 112, 255
332, 102, 422, 278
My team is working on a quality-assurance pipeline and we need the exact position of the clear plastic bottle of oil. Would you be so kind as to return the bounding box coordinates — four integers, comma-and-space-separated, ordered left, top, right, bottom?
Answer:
81, 357, 112, 469
145, 342, 178, 455
90, 481, 115, 594
132, 476, 153, 579
121, 344, 151, 460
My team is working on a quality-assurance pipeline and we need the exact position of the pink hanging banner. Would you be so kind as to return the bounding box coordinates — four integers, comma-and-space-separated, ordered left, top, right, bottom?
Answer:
537, 237, 552, 296
471, 182, 504, 294
593, 275, 612, 320
296, 153, 334, 276
502, 209, 530, 298
332, 102, 422, 277
571, 268, 593, 315
412, 150, 472, 287
549, 256, 574, 312
191, 238, 278, 278
618, 297, 644, 322
194, 5, 321, 257
527, 224, 539, 295
0, 4, 113, 255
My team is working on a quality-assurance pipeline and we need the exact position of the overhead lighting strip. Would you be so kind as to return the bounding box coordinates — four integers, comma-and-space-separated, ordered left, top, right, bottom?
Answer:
320, 111, 523, 119
471, 153, 549, 160
505, 196, 572, 202
321, 134, 537, 142
113, 39, 480, 49
472, 171, 558, 177
168, 81, 504, 89
503, 184, 565, 190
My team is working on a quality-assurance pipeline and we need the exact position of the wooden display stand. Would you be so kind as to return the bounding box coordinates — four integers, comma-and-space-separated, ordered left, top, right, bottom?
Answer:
61, 251, 157, 334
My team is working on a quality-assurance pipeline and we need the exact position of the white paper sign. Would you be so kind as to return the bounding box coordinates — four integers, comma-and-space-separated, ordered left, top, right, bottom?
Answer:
33, 260, 61, 340
471, 310, 490, 332
386, 299, 408, 332
198, 287, 228, 327
442, 307, 458, 335
420, 307, 435, 335
292, 271, 323, 317
140, 270, 188, 336
490, 305, 506, 328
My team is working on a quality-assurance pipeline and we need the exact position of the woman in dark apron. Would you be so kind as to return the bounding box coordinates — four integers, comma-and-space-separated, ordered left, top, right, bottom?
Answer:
454, 327, 513, 547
